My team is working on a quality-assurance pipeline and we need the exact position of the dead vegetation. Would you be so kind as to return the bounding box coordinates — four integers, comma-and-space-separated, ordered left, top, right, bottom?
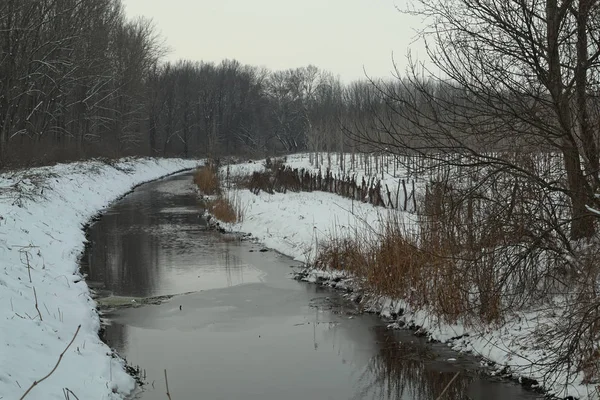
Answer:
241, 156, 412, 209
314, 214, 472, 325
193, 165, 220, 195
313, 153, 600, 384
194, 160, 244, 224
206, 194, 244, 224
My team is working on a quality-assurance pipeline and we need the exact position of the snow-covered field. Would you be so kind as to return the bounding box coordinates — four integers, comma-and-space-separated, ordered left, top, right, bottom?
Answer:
284, 152, 424, 212
222, 156, 405, 261
235, 188, 395, 262
0, 157, 199, 400
216, 156, 595, 400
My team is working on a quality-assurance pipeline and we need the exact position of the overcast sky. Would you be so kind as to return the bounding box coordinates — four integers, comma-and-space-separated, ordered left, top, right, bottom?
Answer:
122, 0, 423, 82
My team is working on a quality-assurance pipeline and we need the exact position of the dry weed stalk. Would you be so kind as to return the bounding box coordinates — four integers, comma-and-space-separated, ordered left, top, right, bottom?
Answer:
193, 165, 220, 195
33, 287, 42, 321
17, 246, 37, 283
207, 192, 243, 224
435, 372, 461, 400
164, 369, 172, 400
17, 246, 45, 321
62, 388, 80, 400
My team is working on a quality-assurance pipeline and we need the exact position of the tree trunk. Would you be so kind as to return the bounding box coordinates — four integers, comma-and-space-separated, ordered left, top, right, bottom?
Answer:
547, 0, 595, 239
149, 113, 157, 155
563, 144, 595, 239
575, 0, 599, 190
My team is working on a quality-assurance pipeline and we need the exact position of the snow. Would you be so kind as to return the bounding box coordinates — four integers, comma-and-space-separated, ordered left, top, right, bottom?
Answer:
214, 155, 596, 400
0, 157, 199, 400
223, 160, 266, 178
234, 189, 398, 263
284, 152, 425, 213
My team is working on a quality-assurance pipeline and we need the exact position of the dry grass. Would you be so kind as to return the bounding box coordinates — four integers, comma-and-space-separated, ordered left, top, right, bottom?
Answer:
312, 153, 600, 383
194, 161, 245, 224
314, 213, 475, 324
313, 166, 592, 327
207, 193, 244, 224
194, 165, 220, 195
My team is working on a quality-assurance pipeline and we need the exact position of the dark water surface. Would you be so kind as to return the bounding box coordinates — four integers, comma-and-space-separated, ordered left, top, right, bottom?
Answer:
81, 173, 542, 400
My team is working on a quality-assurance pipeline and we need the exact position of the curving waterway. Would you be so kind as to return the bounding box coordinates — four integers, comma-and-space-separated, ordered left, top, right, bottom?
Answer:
80, 172, 542, 400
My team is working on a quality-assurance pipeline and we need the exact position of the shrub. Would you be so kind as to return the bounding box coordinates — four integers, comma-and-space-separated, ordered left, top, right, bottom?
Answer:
264, 156, 286, 171
247, 171, 274, 194
313, 211, 496, 325
207, 193, 243, 224
194, 166, 220, 195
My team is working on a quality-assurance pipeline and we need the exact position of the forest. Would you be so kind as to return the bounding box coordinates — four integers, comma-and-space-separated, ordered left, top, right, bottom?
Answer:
0, 0, 390, 168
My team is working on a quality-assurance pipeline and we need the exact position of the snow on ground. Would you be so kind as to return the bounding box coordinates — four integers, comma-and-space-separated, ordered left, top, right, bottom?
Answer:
219, 155, 411, 261
215, 157, 594, 400
235, 189, 397, 262
0, 157, 199, 400
223, 159, 265, 178
284, 152, 426, 212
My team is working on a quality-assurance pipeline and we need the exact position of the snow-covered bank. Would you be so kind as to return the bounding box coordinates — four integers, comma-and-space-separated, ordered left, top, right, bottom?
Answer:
215, 158, 593, 400
222, 158, 411, 262
0, 158, 199, 400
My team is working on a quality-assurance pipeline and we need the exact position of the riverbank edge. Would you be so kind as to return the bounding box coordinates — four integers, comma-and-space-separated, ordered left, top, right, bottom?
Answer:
194, 215, 558, 397
292, 266, 556, 398
0, 158, 200, 400
82, 166, 202, 390
195, 190, 571, 399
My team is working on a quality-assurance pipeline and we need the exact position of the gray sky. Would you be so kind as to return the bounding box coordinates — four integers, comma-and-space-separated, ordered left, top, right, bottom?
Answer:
122, 0, 423, 82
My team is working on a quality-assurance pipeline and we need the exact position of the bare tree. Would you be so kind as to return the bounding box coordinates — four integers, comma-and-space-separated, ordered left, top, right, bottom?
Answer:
342, 0, 600, 386
0, 0, 374, 167
358, 0, 600, 239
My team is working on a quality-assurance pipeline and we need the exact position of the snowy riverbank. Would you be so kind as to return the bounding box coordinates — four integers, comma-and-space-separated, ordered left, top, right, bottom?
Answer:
0, 158, 199, 400
217, 158, 593, 400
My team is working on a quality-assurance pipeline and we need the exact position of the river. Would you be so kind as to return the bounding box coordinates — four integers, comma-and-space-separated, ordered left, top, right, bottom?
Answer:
80, 172, 542, 400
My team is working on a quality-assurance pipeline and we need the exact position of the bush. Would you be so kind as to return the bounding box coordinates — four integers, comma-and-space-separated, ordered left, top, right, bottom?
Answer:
313, 214, 473, 324
264, 156, 286, 171
207, 194, 243, 224
194, 166, 220, 195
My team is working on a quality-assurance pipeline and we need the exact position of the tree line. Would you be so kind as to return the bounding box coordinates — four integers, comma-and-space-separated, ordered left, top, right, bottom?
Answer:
3, 0, 599, 241
0, 0, 393, 169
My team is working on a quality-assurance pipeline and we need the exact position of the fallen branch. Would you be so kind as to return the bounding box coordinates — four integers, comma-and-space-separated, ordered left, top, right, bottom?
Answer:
20, 325, 81, 400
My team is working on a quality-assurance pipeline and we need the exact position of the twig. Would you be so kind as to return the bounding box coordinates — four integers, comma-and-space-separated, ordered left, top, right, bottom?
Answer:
33, 287, 43, 321
25, 251, 32, 283
435, 371, 460, 400
20, 325, 81, 400
63, 388, 80, 400
164, 369, 172, 400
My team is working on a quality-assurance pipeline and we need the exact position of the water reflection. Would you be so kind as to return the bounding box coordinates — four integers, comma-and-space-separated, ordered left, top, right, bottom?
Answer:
87, 173, 541, 400
81, 174, 262, 298
356, 326, 471, 400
